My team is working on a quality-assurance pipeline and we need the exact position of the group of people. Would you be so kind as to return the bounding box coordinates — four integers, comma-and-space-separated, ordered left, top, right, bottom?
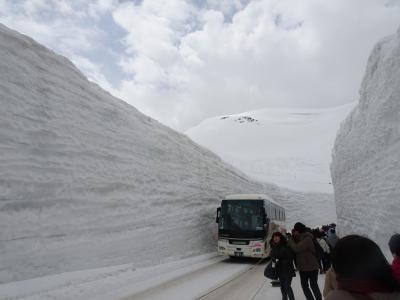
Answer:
268, 222, 400, 300
312, 223, 339, 273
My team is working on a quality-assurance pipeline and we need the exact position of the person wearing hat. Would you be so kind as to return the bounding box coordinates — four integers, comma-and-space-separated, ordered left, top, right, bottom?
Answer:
288, 222, 322, 300
389, 234, 400, 283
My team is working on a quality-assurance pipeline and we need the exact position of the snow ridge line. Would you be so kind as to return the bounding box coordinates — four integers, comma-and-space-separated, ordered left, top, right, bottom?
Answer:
195, 258, 267, 299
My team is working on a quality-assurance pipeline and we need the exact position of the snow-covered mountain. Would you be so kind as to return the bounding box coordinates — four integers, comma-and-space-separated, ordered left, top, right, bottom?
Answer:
331, 26, 400, 255
0, 24, 335, 284
186, 105, 355, 193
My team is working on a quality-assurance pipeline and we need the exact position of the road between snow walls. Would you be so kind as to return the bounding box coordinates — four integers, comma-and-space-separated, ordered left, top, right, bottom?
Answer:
2, 19, 399, 300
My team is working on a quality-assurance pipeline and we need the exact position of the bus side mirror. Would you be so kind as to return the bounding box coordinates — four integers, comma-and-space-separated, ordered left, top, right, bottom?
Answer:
216, 207, 221, 224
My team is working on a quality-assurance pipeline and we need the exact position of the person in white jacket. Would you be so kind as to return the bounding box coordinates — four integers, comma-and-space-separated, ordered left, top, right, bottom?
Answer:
316, 231, 331, 273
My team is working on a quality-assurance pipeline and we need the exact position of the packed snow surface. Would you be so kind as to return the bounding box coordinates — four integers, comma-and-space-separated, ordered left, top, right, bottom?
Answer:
0, 23, 335, 286
186, 104, 355, 193
331, 26, 400, 253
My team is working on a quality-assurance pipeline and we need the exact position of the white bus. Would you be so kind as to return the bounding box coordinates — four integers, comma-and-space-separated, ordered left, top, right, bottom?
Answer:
216, 194, 285, 258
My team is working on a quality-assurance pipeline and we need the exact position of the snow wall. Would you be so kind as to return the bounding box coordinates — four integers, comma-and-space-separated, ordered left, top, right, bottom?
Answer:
331, 26, 400, 254
0, 24, 333, 283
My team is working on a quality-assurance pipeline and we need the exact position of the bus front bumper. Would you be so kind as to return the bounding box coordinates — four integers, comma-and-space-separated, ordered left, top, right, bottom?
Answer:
217, 239, 267, 258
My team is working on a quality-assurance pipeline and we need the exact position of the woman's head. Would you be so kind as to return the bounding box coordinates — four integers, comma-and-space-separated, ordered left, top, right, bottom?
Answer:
332, 235, 399, 291
272, 231, 285, 244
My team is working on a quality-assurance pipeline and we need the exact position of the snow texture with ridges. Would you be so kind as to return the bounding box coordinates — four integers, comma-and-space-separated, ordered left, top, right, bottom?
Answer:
331, 26, 400, 253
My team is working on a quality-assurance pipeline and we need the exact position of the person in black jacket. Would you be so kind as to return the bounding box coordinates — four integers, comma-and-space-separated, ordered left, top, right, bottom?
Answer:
270, 231, 296, 300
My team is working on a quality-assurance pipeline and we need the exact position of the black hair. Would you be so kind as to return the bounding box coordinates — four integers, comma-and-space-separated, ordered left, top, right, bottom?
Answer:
332, 235, 400, 291
293, 222, 306, 233
270, 231, 287, 246
389, 234, 400, 256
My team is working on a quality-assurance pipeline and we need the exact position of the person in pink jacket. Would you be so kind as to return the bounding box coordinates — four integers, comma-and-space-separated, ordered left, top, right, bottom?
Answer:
389, 234, 400, 283
325, 235, 400, 300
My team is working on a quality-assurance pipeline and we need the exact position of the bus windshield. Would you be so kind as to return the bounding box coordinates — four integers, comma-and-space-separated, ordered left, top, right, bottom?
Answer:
219, 200, 264, 232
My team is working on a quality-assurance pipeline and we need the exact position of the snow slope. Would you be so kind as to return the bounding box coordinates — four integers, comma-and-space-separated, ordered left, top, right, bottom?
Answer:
331, 26, 400, 253
186, 104, 355, 193
0, 23, 334, 285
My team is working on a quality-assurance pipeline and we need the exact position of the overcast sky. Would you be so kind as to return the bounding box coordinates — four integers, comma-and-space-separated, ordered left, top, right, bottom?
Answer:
1, 0, 400, 130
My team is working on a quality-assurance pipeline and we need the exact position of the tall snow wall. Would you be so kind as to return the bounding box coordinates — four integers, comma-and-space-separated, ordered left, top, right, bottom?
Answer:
331, 26, 400, 253
0, 24, 334, 283
0, 23, 265, 283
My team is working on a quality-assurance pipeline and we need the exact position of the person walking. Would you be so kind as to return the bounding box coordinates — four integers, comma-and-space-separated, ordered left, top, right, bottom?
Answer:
325, 235, 400, 300
288, 222, 322, 300
389, 234, 400, 283
270, 232, 296, 300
